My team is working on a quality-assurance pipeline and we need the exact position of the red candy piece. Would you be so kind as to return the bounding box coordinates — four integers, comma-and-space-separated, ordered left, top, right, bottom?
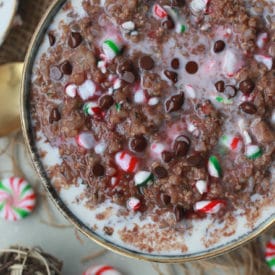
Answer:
194, 200, 225, 214
153, 4, 167, 19
115, 151, 138, 173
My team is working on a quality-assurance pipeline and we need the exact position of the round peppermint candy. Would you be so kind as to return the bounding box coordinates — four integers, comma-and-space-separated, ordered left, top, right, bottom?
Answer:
83, 265, 122, 275
0, 177, 36, 221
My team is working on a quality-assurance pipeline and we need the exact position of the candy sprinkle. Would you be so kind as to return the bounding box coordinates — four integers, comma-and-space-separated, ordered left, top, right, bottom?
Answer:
245, 144, 262, 160
102, 39, 121, 60
194, 200, 225, 214
127, 197, 141, 211
208, 155, 222, 177
134, 171, 154, 187
265, 238, 275, 272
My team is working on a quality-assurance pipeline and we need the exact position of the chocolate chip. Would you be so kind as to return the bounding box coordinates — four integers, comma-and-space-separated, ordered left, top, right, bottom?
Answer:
164, 70, 178, 83
239, 79, 255, 95
60, 61, 73, 75
154, 166, 168, 179
49, 108, 61, 124
129, 135, 147, 152
215, 80, 225, 92
173, 205, 185, 222
92, 163, 105, 177
165, 92, 184, 113
139, 55, 155, 70
214, 40, 226, 53
49, 66, 63, 80
122, 71, 136, 83
68, 32, 83, 48
160, 193, 171, 205
224, 85, 237, 98
162, 16, 175, 29
239, 102, 257, 114
173, 135, 190, 157
99, 95, 114, 110
117, 60, 133, 75
48, 32, 56, 46
161, 151, 174, 163
171, 58, 180, 70
185, 61, 198, 74
103, 226, 114, 235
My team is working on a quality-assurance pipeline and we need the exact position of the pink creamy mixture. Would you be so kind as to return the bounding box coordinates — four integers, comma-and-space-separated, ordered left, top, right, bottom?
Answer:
31, 0, 274, 230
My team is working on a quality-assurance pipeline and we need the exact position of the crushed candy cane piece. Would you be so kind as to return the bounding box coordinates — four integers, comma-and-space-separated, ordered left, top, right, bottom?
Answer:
245, 144, 262, 159
190, 0, 209, 15
76, 132, 95, 149
102, 39, 122, 60
65, 83, 78, 98
185, 85, 196, 98
256, 33, 268, 49
122, 21, 135, 31
134, 171, 154, 187
78, 80, 96, 100
208, 155, 222, 177
83, 265, 122, 275
195, 180, 208, 194
194, 200, 225, 214
148, 97, 159, 106
115, 151, 138, 173
254, 54, 273, 70
83, 102, 104, 118
134, 89, 147, 104
95, 143, 106, 154
222, 50, 242, 77
220, 135, 242, 151
153, 4, 167, 19
265, 238, 275, 272
127, 197, 141, 211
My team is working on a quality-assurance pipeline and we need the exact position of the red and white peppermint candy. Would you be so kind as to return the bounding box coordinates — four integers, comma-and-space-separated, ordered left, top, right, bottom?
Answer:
65, 83, 78, 98
195, 180, 208, 194
190, 0, 209, 15
115, 151, 138, 173
222, 50, 242, 77
127, 197, 141, 211
265, 238, 275, 272
76, 132, 95, 150
134, 89, 147, 104
256, 33, 268, 49
78, 80, 96, 101
254, 54, 273, 70
0, 177, 36, 221
83, 265, 122, 275
194, 200, 225, 214
153, 4, 167, 19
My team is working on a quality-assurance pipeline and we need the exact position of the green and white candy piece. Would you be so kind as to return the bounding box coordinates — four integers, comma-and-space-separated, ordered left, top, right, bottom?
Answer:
208, 155, 222, 178
102, 39, 122, 60
245, 144, 262, 159
164, 5, 187, 33
134, 171, 154, 187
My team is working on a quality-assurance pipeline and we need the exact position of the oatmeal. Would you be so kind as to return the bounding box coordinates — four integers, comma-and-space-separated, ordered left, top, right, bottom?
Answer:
30, 0, 274, 254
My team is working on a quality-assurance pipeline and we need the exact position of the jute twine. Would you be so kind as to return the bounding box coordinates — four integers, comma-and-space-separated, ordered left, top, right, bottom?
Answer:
0, 247, 62, 274
0, 1, 274, 274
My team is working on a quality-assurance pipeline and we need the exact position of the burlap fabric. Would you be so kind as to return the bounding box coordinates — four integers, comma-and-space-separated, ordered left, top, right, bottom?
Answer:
0, 1, 274, 273
0, 0, 52, 64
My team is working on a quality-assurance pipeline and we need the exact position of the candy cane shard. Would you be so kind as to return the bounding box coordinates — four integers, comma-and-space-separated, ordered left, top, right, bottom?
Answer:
194, 200, 225, 214
254, 54, 273, 70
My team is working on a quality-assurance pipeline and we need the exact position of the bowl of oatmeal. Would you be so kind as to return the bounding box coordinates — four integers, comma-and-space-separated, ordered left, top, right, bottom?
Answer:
21, 0, 275, 261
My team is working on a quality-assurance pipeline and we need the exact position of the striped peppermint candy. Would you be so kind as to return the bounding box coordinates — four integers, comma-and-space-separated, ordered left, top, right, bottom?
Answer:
78, 80, 96, 100
76, 132, 95, 150
127, 197, 141, 211
0, 177, 36, 221
83, 265, 122, 275
265, 238, 275, 272
208, 155, 222, 178
194, 200, 225, 214
115, 151, 138, 173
